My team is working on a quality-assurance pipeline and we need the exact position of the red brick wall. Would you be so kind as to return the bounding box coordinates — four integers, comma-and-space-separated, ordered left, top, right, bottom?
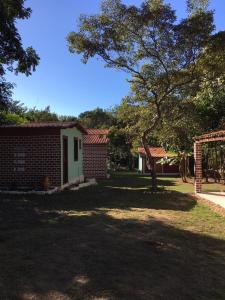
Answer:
194, 142, 202, 193
83, 144, 108, 179
0, 135, 61, 189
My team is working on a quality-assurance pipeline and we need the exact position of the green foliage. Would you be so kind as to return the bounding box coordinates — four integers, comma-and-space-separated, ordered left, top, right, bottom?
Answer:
0, 0, 39, 77
68, 0, 218, 188
68, 0, 214, 143
193, 30, 225, 131
59, 115, 77, 122
199, 33, 225, 87
158, 99, 201, 153
0, 111, 27, 125
108, 127, 131, 167
0, 0, 39, 122
0, 104, 59, 125
0, 78, 15, 111
25, 106, 59, 122
108, 124, 135, 170
195, 85, 225, 131
187, 0, 209, 15
78, 107, 134, 169
78, 107, 115, 128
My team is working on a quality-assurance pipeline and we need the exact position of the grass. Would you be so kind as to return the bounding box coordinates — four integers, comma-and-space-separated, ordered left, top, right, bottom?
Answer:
111, 173, 225, 193
0, 172, 225, 299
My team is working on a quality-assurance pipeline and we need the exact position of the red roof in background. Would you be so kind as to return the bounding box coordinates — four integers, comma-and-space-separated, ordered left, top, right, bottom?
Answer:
86, 129, 109, 135
138, 147, 168, 158
0, 121, 87, 134
83, 128, 109, 145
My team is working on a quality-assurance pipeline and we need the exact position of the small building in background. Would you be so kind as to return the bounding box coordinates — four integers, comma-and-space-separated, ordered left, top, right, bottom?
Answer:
138, 147, 179, 175
83, 129, 109, 179
0, 122, 87, 190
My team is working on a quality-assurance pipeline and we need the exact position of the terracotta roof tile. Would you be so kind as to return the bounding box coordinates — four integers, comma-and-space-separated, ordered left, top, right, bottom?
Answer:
138, 147, 168, 158
83, 128, 109, 144
86, 129, 109, 135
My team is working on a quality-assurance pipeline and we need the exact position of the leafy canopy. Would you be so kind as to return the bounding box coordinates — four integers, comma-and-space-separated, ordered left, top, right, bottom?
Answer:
78, 107, 115, 128
186, 0, 209, 15
0, 0, 39, 115
0, 0, 39, 77
68, 0, 215, 146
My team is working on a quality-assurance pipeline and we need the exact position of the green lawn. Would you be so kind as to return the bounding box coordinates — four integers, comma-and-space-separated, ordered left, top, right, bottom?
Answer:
0, 172, 225, 299
134, 173, 225, 193
139, 174, 194, 193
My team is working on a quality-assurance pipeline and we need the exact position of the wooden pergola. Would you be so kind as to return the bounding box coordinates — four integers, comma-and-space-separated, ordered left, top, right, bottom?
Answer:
194, 130, 225, 193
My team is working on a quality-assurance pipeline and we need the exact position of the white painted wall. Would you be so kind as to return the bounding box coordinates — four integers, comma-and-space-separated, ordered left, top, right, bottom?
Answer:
138, 154, 143, 173
60, 127, 84, 187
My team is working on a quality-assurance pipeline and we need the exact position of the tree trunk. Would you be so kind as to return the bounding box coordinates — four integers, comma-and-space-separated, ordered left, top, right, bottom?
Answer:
179, 153, 187, 183
151, 159, 157, 191
142, 135, 157, 191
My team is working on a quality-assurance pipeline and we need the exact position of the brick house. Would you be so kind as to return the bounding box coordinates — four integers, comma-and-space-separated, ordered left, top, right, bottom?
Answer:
0, 122, 87, 190
83, 129, 109, 179
138, 147, 179, 175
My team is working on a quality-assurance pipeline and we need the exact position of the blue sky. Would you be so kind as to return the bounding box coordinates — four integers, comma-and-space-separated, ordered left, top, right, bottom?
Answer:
6, 0, 225, 117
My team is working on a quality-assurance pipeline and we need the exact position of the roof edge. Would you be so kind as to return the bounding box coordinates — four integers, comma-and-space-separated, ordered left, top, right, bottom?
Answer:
0, 121, 88, 134
194, 130, 225, 142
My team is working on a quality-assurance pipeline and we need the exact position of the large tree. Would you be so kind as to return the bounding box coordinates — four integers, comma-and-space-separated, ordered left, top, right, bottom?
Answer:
0, 0, 39, 115
68, 0, 219, 189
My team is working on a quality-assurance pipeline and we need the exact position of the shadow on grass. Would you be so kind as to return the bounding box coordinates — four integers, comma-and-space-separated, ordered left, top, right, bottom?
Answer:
0, 187, 196, 229
106, 172, 179, 189
0, 210, 225, 299
0, 173, 196, 233
0, 173, 225, 299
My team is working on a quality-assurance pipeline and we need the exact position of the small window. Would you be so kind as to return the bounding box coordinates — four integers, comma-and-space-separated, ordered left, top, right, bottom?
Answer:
74, 138, 78, 161
14, 145, 26, 172
79, 139, 82, 150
